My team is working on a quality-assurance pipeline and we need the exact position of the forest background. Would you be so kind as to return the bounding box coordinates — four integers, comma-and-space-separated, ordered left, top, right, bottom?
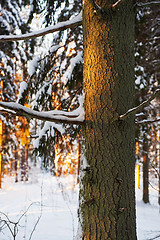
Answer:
0, 0, 160, 239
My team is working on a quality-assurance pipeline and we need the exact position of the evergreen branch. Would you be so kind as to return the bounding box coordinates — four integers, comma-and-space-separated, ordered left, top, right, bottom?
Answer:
0, 12, 82, 42
119, 89, 160, 120
0, 102, 85, 126
137, 1, 160, 8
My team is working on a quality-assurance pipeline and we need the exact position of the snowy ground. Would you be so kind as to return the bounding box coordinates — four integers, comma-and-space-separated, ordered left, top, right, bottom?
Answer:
136, 184, 160, 240
0, 167, 160, 240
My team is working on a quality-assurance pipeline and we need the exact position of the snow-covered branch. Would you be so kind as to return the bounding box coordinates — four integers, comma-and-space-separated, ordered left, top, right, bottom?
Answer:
137, 1, 160, 8
0, 12, 82, 42
119, 89, 160, 120
0, 101, 85, 126
136, 118, 160, 125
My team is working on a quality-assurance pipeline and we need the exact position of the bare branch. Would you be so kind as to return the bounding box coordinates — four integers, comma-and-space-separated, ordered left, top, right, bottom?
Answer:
0, 102, 85, 126
112, 0, 123, 10
89, 0, 124, 14
120, 89, 160, 120
136, 118, 160, 125
0, 12, 82, 42
88, 0, 105, 15
137, 1, 160, 8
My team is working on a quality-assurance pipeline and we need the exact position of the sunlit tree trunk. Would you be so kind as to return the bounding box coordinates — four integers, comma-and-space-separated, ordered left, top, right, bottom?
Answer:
80, 0, 136, 239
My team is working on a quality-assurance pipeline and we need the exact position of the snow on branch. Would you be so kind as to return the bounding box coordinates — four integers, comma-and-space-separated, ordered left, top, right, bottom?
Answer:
0, 101, 85, 126
137, 1, 160, 8
136, 118, 160, 125
0, 12, 82, 42
119, 89, 160, 120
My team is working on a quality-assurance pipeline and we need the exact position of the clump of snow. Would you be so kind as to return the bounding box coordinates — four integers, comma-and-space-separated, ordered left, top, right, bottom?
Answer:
61, 51, 83, 85
49, 44, 61, 53
17, 81, 28, 103
28, 56, 39, 76
33, 121, 65, 149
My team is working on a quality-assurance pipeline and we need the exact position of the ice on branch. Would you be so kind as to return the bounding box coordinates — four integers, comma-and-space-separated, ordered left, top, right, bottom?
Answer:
0, 11, 82, 42
0, 96, 85, 125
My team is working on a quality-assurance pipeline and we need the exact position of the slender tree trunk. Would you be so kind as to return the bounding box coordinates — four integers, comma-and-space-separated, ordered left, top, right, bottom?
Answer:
158, 128, 160, 205
0, 152, 2, 189
77, 134, 81, 184
142, 131, 149, 203
80, 1, 136, 239
14, 146, 18, 182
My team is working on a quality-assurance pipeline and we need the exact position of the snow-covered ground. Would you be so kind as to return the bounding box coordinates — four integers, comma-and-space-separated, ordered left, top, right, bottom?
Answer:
136, 184, 160, 240
0, 167, 160, 240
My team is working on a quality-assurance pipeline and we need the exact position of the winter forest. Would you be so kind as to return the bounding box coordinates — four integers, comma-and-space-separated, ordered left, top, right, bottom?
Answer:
0, 0, 160, 239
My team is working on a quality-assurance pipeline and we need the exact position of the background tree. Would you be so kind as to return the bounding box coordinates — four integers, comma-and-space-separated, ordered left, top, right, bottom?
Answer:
0, 0, 34, 181
24, 0, 83, 172
135, 0, 160, 203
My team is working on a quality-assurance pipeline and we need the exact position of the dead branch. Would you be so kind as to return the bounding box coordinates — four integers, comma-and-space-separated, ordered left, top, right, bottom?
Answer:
137, 1, 160, 8
136, 118, 160, 125
119, 88, 160, 120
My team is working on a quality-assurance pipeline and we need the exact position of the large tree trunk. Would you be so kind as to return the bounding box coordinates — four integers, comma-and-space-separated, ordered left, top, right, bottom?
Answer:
80, 0, 136, 239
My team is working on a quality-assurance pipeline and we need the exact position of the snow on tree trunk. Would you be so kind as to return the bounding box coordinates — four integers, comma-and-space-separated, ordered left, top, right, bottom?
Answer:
79, 1, 137, 239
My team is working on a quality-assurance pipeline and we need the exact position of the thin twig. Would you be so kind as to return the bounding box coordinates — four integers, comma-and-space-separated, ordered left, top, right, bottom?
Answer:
88, 0, 104, 15
0, 202, 42, 240
148, 181, 159, 192
112, 0, 123, 10
137, 1, 160, 8
120, 89, 160, 120
29, 180, 43, 240
57, 179, 75, 240
136, 118, 160, 125
151, 164, 159, 177
147, 233, 160, 240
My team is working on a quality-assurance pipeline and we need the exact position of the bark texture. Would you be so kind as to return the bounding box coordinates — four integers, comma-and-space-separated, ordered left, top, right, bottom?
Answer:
80, 0, 136, 239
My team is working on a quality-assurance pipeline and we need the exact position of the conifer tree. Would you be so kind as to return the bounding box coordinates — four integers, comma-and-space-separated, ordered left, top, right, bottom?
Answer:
135, 1, 160, 203
0, 0, 33, 172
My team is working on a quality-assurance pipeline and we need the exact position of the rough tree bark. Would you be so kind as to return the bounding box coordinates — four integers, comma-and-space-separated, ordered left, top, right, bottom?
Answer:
80, 0, 136, 239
